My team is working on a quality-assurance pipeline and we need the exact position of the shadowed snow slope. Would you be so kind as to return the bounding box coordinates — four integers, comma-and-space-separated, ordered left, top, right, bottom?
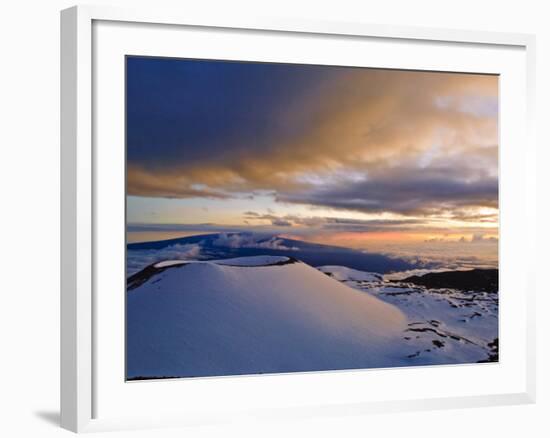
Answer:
127, 256, 407, 379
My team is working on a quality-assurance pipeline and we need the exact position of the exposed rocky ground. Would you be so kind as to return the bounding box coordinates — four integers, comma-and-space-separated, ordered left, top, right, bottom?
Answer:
399, 268, 498, 293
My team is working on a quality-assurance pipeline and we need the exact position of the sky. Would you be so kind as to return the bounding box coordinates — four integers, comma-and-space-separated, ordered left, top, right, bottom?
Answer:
126, 56, 498, 265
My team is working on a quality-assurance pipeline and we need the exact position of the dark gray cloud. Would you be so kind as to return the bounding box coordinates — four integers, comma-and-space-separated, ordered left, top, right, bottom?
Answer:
243, 212, 437, 233
276, 166, 497, 216
271, 219, 293, 227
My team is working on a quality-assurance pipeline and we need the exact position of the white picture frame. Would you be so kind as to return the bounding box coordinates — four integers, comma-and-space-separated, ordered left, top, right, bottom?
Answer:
60, 4, 537, 433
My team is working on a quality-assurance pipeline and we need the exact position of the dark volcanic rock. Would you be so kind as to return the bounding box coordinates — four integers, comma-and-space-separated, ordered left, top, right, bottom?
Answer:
478, 338, 499, 363
127, 262, 189, 291
400, 269, 498, 292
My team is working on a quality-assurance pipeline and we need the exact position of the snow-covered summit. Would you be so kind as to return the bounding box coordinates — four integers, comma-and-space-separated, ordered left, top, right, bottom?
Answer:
211, 255, 294, 266
153, 255, 293, 269
127, 255, 407, 379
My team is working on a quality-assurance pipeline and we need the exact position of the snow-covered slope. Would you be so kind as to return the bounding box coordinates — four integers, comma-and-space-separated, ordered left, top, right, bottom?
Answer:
317, 265, 499, 365
127, 256, 407, 379
318, 265, 383, 282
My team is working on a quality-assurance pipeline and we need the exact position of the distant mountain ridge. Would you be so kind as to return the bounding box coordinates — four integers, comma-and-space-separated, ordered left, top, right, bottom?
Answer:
127, 232, 417, 274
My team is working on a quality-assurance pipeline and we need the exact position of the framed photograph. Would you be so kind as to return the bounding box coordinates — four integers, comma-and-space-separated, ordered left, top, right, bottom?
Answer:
61, 5, 536, 432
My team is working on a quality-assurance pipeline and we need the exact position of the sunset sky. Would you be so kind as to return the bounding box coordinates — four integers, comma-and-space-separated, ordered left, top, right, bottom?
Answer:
126, 56, 498, 264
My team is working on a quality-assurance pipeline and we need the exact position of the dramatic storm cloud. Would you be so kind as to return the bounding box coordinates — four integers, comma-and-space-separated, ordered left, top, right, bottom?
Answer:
126, 56, 498, 257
